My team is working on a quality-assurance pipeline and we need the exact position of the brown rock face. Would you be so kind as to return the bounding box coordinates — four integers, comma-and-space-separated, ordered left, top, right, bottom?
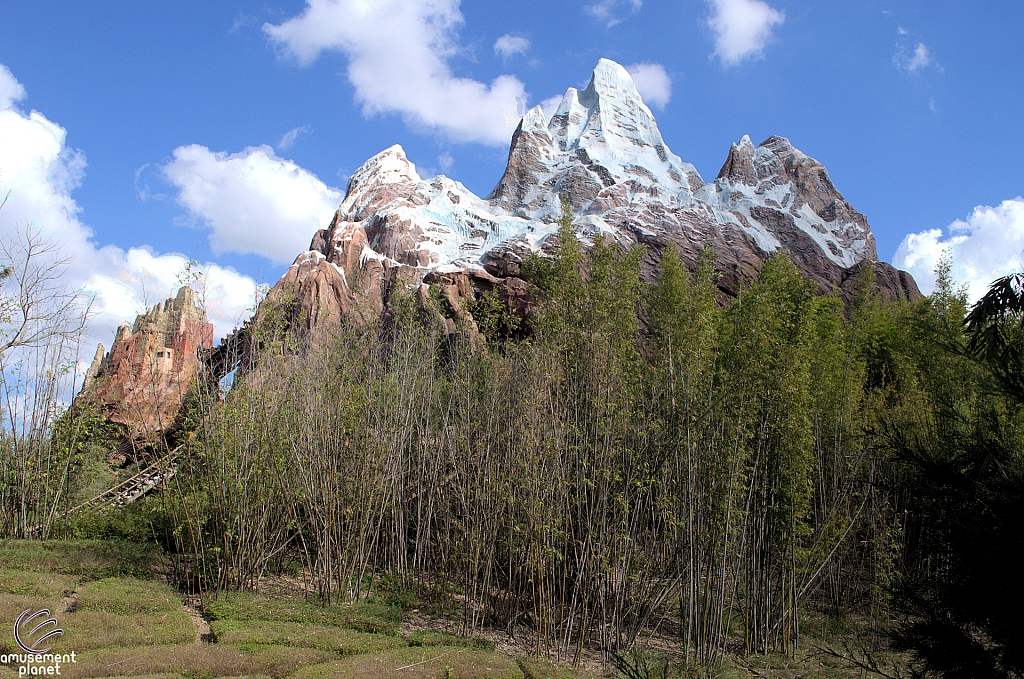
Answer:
279, 219, 388, 331
839, 260, 923, 305
79, 287, 214, 440
267, 146, 436, 335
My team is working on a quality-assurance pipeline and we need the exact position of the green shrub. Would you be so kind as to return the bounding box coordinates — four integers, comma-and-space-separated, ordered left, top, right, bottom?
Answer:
0, 539, 161, 579
66, 496, 177, 546
373, 573, 418, 610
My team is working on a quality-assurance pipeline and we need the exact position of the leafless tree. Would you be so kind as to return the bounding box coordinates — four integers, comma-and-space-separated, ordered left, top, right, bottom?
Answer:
1, 225, 88, 361
0, 217, 92, 537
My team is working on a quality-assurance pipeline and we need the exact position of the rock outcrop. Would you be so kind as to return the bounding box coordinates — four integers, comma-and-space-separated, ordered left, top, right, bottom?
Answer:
268, 58, 919, 334
79, 287, 214, 442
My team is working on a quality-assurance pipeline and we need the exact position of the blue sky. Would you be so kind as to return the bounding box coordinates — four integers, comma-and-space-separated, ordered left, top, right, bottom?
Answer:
1, 0, 1023, 350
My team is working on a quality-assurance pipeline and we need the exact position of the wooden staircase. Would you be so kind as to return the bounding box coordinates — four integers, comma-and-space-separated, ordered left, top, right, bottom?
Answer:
67, 452, 178, 515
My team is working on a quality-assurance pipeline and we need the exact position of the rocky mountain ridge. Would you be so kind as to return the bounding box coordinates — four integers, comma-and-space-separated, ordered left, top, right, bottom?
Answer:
273, 58, 918, 335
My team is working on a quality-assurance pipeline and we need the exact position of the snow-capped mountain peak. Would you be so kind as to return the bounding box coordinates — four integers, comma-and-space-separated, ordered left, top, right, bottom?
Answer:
489, 58, 703, 219
275, 58, 918, 330
547, 58, 697, 193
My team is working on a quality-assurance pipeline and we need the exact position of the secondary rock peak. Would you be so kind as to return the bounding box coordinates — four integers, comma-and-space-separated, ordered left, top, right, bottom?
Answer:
520, 105, 548, 134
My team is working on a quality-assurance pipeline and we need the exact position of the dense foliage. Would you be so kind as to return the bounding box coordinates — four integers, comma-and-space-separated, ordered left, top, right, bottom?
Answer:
886, 271, 1024, 679
160, 213, 1013, 672
3, 208, 1021, 676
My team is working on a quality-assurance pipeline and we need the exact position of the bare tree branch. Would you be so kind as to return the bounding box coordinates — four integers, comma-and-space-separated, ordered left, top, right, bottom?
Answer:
0, 225, 88, 361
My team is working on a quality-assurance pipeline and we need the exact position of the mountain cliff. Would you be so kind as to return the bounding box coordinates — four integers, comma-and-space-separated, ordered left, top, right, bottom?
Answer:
79, 286, 214, 449
269, 58, 918, 334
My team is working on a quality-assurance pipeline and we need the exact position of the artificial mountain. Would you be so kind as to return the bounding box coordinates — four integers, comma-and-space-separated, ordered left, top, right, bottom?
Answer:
84, 57, 923, 432
264, 57, 918, 341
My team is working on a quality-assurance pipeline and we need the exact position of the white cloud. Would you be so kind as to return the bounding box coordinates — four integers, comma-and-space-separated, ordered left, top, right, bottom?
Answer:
80, 249, 259, 341
278, 124, 312, 149
893, 198, 1024, 301
0, 67, 259, 369
626, 63, 671, 109
0, 64, 26, 110
895, 41, 932, 74
585, 0, 642, 28
707, 0, 785, 67
263, 0, 528, 147
493, 34, 530, 59
163, 144, 342, 265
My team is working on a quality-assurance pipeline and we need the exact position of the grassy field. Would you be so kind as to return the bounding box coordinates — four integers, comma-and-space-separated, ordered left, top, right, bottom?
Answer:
0, 540, 900, 678
0, 540, 601, 679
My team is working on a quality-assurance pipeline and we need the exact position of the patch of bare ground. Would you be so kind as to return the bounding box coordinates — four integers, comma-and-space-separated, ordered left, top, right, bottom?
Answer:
59, 587, 78, 613
183, 595, 214, 643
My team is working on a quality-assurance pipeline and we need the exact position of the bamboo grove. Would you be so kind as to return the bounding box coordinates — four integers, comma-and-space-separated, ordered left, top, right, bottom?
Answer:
157, 209, 997, 670
0, 225, 100, 539
4, 208, 1018, 672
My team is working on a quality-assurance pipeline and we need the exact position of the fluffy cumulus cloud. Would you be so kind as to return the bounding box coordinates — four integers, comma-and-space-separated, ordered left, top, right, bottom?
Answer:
80, 249, 259, 342
707, 0, 785, 67
164, 145, 342, 265
584, 0, 642, 28
493, 34, 530, 59
0, 63, 258, 374
264, 0, 527, 146
626, 63, 671, 109
893, 198, 1024, 301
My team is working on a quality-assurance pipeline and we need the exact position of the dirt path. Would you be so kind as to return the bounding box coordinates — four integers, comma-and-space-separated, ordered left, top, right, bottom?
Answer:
183, 597, 214, 644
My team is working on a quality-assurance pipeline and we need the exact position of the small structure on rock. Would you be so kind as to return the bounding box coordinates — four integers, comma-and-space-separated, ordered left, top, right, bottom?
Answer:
79, 286, 214, 457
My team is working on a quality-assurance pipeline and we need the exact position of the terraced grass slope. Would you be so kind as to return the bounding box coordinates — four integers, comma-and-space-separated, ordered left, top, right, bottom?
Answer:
1, 540, 895, 678
0, 540, 593, 679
